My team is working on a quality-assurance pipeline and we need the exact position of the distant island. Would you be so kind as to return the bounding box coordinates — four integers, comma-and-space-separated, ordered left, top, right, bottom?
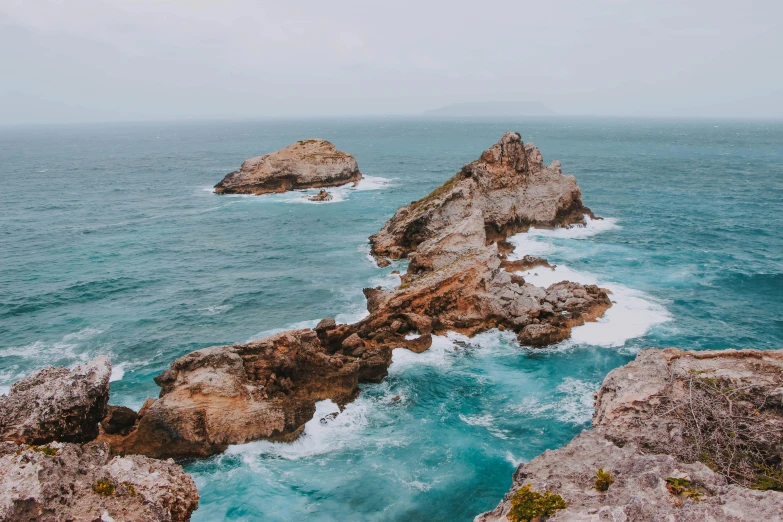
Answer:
423, 101, 555, 117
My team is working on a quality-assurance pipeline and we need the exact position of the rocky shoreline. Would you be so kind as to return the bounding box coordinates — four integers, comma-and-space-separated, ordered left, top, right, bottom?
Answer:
477, 348, 783, 521
92, 132, 614, 460
0, 358, 199, 521
9, 132, 777, 520
213, 138, 363, 195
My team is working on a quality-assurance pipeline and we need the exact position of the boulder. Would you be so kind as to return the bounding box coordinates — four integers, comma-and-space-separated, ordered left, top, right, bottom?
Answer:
0, 357, 111, 445
0, 441, 198, 522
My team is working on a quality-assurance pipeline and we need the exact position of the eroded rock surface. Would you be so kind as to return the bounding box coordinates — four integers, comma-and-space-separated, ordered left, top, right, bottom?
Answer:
105, 132, 611, 459
0, 356, 110, 444
477, 348, 783, 521
214, 139, 362, 195
0, 441, 198, 522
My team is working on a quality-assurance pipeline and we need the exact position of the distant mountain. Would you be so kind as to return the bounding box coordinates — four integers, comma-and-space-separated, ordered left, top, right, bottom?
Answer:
423, 101, 555, 117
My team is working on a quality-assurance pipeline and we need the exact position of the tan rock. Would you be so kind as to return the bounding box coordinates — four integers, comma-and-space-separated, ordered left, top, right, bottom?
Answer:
214, 139, 362, 195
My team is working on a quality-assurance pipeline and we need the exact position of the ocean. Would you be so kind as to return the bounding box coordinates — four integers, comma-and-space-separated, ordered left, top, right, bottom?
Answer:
1, 117, 781, 520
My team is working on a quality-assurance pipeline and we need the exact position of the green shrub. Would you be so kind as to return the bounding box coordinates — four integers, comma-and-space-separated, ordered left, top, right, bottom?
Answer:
507, 484, 567, 522
665, 477, 702, 502
594, 468, 614, 492
92, 478, 116, 496
752, 464, 783, 492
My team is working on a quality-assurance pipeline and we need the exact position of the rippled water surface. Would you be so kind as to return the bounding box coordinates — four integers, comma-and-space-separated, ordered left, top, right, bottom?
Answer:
1, 118, 782, 520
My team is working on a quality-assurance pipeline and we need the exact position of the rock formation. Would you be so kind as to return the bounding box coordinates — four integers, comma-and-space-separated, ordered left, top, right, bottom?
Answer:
0, 359, 200, 521
102, 133, 612, 459
0, 442, 199, 522
477, 348, 783, 521
214, 139, 362, 195
0, 356, 110, 444
308, 189, 333, 202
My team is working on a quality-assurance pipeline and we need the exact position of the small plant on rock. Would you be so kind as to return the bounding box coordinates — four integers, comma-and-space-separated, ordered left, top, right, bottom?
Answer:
594, 468, 614, 492
507, 484, 567, 522
28, 445, 58, 456
121, 481, 139, 496
665, 477, 702, 502
92, 478, 116, 496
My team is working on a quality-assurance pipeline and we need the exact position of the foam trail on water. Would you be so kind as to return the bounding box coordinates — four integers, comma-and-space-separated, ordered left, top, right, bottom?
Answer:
519, 264, 671, 347
224, 398, 371, 461
528, 216, 620, 239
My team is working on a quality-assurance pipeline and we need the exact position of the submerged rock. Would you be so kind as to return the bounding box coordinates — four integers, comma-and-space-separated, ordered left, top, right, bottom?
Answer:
308, 189, 333, 202
0, 441, 198, 522
0, 356, 110, 445
477, 348, 783, 521
214, 139, 362, 195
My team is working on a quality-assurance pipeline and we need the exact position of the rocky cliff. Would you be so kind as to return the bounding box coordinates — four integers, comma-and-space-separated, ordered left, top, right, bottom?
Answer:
0, 358, 200, 521
214, 139, 362, 195
102, 132, 612, 460
477, 348, 783, 521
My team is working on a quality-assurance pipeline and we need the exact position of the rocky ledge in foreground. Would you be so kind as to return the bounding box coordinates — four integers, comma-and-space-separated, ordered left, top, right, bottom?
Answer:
103, 132, 612, 459
214, 138, 362, 195
477, 348, 783, 522
0, 358, 199, 521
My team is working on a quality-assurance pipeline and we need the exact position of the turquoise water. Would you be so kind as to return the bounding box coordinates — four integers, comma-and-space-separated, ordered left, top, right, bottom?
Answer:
1, 118, 781, 520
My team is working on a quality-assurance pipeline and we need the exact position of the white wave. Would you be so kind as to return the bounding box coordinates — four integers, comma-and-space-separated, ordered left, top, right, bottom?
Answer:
62, 327, 104, 342
225, 398, 369, 460
528, 216, 620, 240
515, 377, 598, 424
0, 386, 9, 396
353, 175, 391, 191
458, 413, 510, 439
516, 264, 670, 348
506, 234, 555, 257
110, 362, 126, 382
199, 304, 233, 316
369, 271, 402, 290
388, 332, 465, 373
0, 339, 79, 361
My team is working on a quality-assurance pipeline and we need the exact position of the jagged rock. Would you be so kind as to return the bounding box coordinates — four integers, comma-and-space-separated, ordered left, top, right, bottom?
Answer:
0, 441, 198, 522
104, 133, 612, 460
0, 357, 110, 445
214, 139, 362, 195
100, 329, 394, 459
370, 131, 593, 266
477, 349, 783, 521
307, 189, 333, 202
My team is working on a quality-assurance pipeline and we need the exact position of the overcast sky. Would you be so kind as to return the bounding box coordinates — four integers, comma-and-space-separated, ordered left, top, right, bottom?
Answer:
1, 0, 781, 123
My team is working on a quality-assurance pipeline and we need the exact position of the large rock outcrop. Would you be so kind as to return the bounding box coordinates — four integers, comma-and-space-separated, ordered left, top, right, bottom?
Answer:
104, 133, 611, 460
0, 441, 198, 522
370, 131, 592, 265
0, 356, 111, 444
477, 348, 783, 521
214, 139, 362, 195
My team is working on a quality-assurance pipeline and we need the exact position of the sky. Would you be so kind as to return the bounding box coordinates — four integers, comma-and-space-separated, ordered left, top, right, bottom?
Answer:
1, 0, 781, 124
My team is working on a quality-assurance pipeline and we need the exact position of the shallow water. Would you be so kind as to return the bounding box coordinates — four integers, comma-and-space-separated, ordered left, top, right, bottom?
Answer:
1, 118, 781, 520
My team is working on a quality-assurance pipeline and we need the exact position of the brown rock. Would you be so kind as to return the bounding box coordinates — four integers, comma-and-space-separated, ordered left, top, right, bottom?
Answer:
307, 189, 333, 202
101, 405, 138, 436
214, 139, 362, 195
102, 329, 392, 459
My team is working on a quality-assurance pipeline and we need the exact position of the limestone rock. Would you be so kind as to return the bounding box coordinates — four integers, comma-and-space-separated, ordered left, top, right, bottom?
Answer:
0, 441, 198, 522
214, 139, 362, 195
477, 349, 783, 521
0, 357, 111, 445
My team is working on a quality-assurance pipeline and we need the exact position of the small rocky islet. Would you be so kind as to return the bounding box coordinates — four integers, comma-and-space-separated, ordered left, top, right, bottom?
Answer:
2, 133, 781, 520
213, 138, 362, 195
